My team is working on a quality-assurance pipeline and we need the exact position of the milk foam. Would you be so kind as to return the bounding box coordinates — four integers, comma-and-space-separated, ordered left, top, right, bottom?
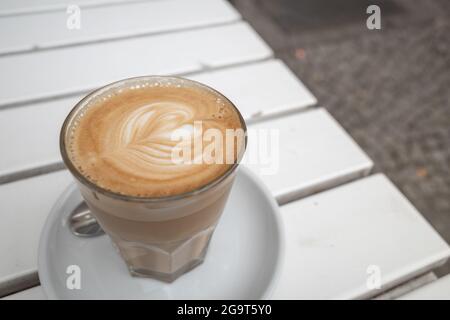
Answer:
66, 77, 245, 197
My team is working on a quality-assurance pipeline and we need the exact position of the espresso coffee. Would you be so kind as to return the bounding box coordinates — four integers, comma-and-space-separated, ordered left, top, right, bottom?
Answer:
61, 76, 247, 281
67, 78, 244, 197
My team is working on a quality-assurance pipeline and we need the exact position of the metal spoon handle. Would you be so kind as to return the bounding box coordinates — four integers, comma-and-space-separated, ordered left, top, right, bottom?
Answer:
69, 202, 104, 237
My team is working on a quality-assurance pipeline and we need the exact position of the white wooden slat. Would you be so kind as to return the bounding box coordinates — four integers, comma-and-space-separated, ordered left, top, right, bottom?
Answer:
272, 174, 450, 300
2, 286, 46, 300
0, 97, 77, 182
0, 0, 145, 17
0, 22, 272, 107
7, 275, 449, 300
191, 60, 317, 120
0, 171, 73, 296
0, 0, 240, 55
244, 108, 373, 204
0, 59, 314, 183
398, 274, 450, 300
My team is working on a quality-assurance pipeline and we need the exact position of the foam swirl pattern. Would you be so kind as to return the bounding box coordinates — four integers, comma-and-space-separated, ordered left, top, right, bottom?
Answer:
66, 79, 244, 197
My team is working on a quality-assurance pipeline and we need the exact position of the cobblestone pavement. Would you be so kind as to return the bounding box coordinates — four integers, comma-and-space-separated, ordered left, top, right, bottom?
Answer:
231, 0, 450, 276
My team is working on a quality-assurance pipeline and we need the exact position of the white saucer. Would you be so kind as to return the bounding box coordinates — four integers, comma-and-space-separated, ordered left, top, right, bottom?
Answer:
38, 167, 284, 299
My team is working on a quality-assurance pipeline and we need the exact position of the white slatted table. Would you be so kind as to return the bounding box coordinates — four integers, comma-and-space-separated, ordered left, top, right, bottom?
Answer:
0, 0, 448, 299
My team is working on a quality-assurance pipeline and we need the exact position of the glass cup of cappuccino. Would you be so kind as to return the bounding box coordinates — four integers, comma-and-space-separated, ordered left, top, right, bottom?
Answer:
60, 76, 246, 282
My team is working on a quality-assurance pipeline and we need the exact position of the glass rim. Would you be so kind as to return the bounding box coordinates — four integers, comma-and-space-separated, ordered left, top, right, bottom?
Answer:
60, 75, 247, 203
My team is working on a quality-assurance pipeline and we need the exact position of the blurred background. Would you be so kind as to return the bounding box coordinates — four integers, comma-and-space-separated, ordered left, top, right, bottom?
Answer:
230, 0, 450, 275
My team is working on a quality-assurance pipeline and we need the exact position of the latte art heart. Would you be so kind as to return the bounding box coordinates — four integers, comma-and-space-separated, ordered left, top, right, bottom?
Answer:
106, 102, 194, 178
67, 79, 245, 197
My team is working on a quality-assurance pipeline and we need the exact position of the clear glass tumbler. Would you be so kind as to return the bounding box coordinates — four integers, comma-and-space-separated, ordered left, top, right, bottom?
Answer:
60, 76, 247, 282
